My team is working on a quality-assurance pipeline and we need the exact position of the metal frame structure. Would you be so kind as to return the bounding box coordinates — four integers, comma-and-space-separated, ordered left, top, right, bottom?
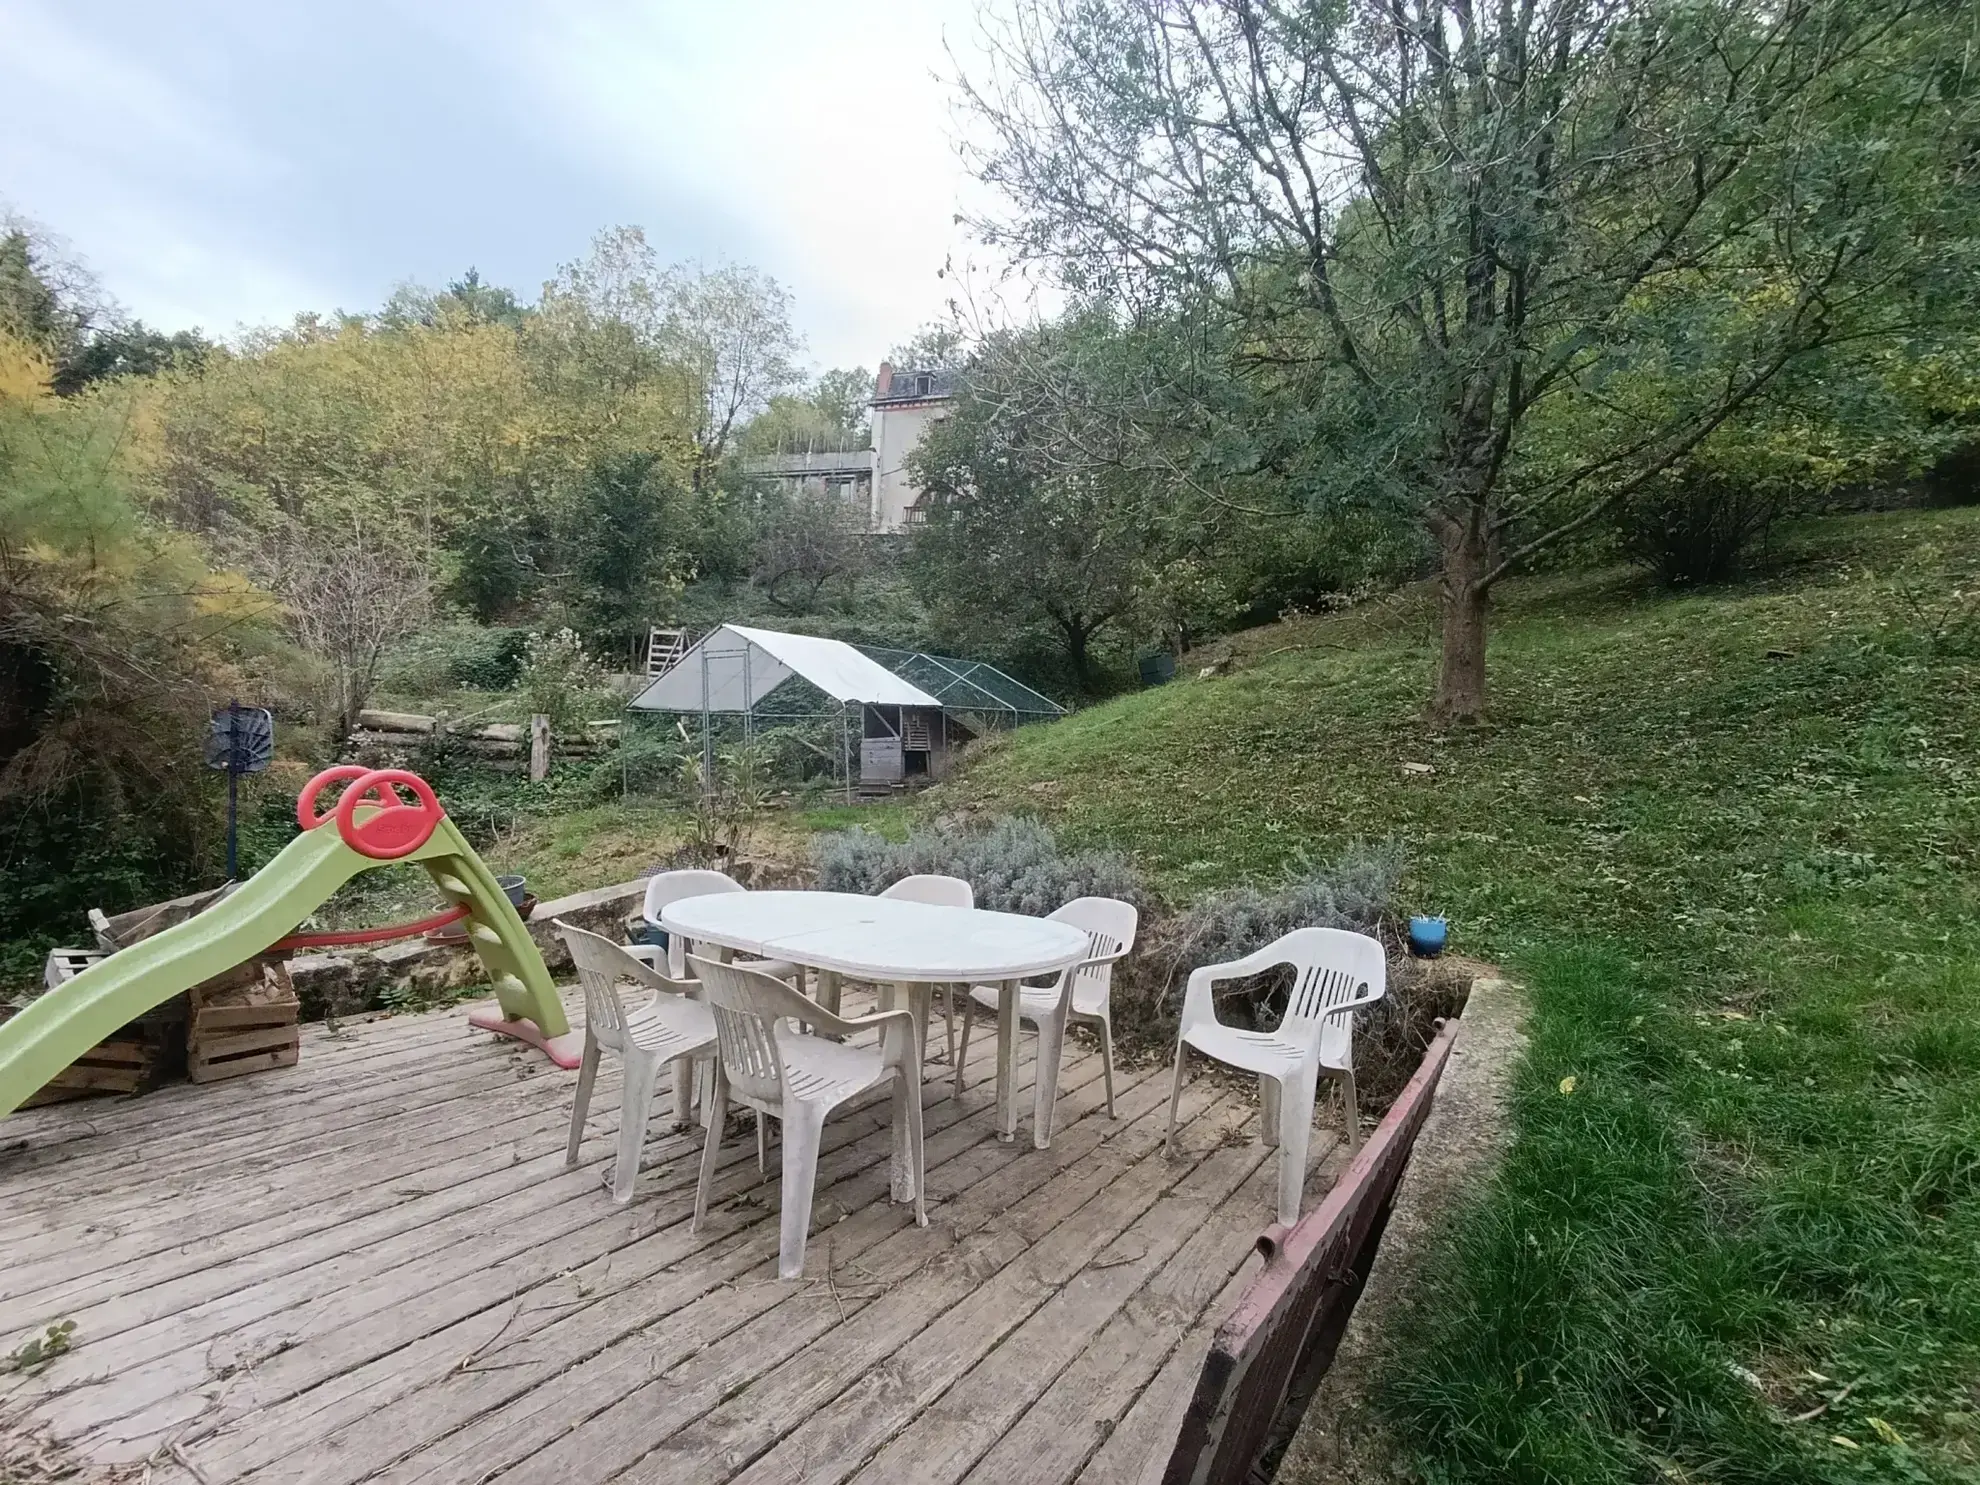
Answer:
857, 645, 1065, 729
624, 627, 1062, 800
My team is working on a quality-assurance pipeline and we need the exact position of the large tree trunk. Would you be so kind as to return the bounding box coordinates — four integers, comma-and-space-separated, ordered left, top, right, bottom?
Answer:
1061, 618, 1094, 694
1431, 508, 1491, 725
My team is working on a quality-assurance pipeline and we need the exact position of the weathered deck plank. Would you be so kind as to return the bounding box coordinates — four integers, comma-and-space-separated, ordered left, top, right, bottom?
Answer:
0, 987, 1346, 1485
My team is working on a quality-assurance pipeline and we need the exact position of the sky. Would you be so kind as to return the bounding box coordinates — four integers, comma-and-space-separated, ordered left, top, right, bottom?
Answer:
0, 0, 1008, 373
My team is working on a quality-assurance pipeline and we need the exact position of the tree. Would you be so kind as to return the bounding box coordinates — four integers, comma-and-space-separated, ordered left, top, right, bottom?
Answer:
537, 231, 803, 488
906, 324, 1169, 691
0, 331, 262, 941
961, 0, 1980, 720
271, 531, 430, 740
752, 486, 868, 613
661, 263, 804, 488
439, 269, 528, 328
810, 367, 874, 445
50, 322, 208, 396
738, 368, 875, 455
564, 450, 685, 659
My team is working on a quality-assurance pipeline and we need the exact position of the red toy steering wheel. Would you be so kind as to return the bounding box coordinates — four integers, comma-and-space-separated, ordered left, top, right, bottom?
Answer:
296, 766, 371, 832
333, 769, 445, 860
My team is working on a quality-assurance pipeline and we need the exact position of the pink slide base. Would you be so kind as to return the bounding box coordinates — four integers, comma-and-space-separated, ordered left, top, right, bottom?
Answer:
467, 1007, 584, 1069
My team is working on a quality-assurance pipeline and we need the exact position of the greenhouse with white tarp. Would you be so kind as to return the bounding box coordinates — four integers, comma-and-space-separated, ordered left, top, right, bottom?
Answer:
624, 624, 1063, 797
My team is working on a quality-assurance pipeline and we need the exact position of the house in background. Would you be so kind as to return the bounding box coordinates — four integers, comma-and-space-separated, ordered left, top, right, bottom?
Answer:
869, 362, 954, 530
741, 362, 954, 534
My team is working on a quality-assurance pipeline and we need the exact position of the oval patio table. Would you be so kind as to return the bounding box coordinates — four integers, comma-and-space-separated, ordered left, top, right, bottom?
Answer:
661, 890, 1089, 1196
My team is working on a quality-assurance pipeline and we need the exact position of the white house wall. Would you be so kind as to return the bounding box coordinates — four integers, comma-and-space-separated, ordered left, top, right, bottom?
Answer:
872, 399, 948, 532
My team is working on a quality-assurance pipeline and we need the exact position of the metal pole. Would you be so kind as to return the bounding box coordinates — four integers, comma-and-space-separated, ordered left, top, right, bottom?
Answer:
842, 705, 852, 804
225, 698, 240, 881
700, 643, 713, 791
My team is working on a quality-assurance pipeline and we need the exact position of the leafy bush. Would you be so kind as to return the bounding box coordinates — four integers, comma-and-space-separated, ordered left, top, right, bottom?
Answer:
813, 815, 1150, 918
1617, 470, 1792, 586
1112, 842, 1404, 1047
379, 622, 532, 695
515, 628, 610, 735
596, 717, 693, 802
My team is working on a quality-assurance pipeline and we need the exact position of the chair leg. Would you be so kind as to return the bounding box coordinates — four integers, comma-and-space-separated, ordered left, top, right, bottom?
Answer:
612, 1053, 661, 1205
890, 1061, 916, 1203
756, 1109, 769, 1175
778, 1104, 827, 1280
943, 987, 957, 1069
1260, 1074, 1282, 1148
670, 1054, 693, 1129
1275, 1071, 1318, 1227
565, 1036, 599, 1166
1033, 1010, 1067, 1150
1097, 1014, 1117, 1119
692, 1072, 728, 1233
906, 1070, 928, 1228
1164, 1042, 1189, 1153
954, 993, 974, 1095
1340, 1068, 1360, 1155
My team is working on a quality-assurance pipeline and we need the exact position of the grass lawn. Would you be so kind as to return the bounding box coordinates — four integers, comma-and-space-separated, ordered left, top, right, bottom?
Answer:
941, 505, 1980, 1482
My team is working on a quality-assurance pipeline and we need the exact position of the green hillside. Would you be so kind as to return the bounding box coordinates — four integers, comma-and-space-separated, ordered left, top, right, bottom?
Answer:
944, 505, 1980, 1482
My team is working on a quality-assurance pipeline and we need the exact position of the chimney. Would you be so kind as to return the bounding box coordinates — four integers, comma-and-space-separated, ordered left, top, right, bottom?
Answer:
875, 362, 893, 399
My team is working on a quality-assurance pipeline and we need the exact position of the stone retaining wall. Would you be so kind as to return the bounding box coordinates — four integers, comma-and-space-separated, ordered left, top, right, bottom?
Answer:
1273, 976, 1528, 1483
288, 878, 649, 1019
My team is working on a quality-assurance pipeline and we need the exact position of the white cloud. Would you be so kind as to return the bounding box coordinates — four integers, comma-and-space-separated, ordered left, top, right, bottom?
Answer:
487, 0, 997, 370
0, 0, 1014, 367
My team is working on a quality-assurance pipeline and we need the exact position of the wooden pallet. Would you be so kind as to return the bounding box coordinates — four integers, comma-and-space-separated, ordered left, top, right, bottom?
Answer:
187, 961, 300, 1085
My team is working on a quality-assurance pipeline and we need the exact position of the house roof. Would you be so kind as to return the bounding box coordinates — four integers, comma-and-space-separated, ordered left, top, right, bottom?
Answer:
627, 624, 942, 713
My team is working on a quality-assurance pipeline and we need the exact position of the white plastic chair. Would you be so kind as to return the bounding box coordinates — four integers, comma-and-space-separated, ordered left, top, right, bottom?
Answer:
637, 868, 800, 983
689, 954, 927, 1279
956, 896, 1137, 1117
1165, 927, 1386, 1225
876, 875, 973, 1066
557, 920, 717, 1204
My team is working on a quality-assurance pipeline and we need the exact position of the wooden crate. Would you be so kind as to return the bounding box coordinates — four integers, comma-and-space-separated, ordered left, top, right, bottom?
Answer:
13, 989, 189, 1107
187, 961, 299, 1084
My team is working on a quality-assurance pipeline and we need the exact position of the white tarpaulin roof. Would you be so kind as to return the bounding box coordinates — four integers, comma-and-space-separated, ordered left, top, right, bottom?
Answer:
628, 623, 942, 713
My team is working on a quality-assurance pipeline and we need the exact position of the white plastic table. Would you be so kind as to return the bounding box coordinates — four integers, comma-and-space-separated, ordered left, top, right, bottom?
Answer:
661, 891, 1090, 1186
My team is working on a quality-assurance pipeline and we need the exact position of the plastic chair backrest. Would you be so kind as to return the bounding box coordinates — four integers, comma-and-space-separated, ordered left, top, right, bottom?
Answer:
558, 920, 693, 1057
1272, 927, 1387, 1064
880, 874, 974, 909
1048, 897, 1138, 1004
689, 954, 810, 1108
643, 869, 744, 973
642, 868, 743, 925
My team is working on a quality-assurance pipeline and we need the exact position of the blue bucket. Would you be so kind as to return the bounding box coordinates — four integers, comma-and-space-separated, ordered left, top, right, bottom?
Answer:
1408, 915, 1448, 957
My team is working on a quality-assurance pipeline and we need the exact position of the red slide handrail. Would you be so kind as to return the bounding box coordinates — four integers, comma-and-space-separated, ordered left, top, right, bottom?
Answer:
270, 903, 471, 952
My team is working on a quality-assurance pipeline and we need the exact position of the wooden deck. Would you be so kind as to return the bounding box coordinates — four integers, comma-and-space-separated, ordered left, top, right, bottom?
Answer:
0, 987, 1347, 1485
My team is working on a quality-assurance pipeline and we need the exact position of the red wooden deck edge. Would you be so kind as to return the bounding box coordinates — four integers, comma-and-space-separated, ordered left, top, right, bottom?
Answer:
1162, 1013, 1464, 1485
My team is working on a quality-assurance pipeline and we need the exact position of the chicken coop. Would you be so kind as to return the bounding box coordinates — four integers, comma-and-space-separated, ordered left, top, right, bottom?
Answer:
624, 624, 1063, 799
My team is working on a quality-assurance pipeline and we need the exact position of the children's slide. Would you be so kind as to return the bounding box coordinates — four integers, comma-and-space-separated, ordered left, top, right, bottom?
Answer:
0, 767, 577, 1117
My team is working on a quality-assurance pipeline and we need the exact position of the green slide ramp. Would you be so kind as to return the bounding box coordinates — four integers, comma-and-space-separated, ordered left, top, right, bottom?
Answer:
0, 815, 564, 1117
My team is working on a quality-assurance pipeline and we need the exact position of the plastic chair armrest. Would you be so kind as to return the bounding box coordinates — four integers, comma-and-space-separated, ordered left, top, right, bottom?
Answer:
1179, 945, 1286, 1031
806, 1004, 915, 1039
1324, 984, 1388, 1020
619, 950, 699, 999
